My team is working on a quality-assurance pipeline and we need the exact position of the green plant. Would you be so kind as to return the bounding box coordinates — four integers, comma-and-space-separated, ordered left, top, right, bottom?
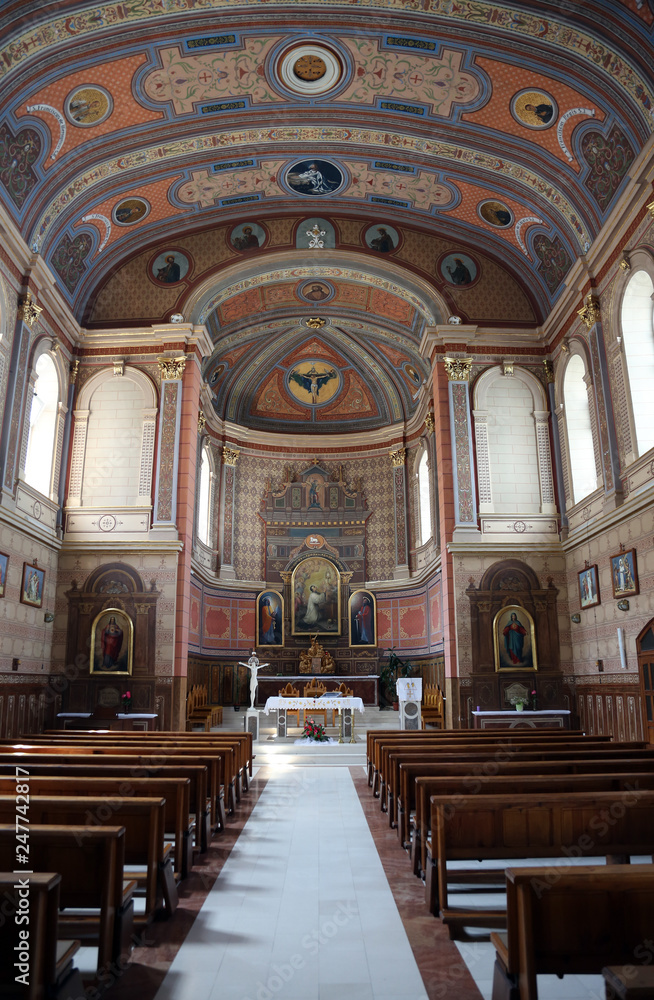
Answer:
303, 717, 328, 741
379, 647, 413, 705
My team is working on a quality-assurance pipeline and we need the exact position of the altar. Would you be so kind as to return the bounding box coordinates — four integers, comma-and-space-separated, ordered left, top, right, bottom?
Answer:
471, 709, 571, 730
264, 696, 364, 741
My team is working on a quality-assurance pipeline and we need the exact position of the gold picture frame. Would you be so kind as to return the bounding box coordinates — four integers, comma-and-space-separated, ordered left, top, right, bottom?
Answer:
493, 604, 537, 672
348, 589, 377, 647
90, 607, 134, 674
291, 556, 340, 636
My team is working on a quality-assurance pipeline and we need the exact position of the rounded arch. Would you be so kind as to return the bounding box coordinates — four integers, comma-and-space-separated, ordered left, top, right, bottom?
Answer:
76, 363, 158, 411
473, 363, 547, 411
614, 250, 654, 461
559, 341, 598, 505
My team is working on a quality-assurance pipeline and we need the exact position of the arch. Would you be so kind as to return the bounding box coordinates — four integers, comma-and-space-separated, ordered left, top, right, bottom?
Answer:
196, 439, 216, 547
21, 340, 67, 500
620, 266, 654, 459
560, 346, 598, 505
473, 365, 555, 515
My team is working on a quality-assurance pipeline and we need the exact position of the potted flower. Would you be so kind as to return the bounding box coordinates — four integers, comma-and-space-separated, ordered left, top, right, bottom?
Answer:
121, 690, 132, 714
380, 647, 414, 710
509, 693, 529, 712
303, 717, 328, 742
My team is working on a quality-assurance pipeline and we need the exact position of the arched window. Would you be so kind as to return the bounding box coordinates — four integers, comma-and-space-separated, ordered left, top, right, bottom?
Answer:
563, 353, 597, 504
621, 269, 654, 457
24, 353, 59, 497
417, 450, 432, 545
197, 444, 212, 545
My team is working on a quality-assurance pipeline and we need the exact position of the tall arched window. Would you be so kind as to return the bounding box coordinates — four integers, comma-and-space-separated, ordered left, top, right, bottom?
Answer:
417, 450, 432, 545
563, 353, 597, 504
197, 444, 212, 545
621, 269, 654, 457
24, 353, 59, 497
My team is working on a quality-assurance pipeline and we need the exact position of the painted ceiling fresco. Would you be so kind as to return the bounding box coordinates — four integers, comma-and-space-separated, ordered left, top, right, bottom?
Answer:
1, 0, 653, 431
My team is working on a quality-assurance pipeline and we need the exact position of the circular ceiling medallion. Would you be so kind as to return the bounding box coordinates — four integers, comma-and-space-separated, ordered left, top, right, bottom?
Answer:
278, 43, 343, 96
65, 85, 113, 127
286, 360, 341, 407
511, 89, 558, 129
478, 200, 514, 228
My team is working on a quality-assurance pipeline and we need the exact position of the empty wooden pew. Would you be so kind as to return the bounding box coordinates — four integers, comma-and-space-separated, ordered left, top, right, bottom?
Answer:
425, 789, 654, 938
0, 872, 85, 1000
0, 825, 134, 978
491, 864, 654, 1000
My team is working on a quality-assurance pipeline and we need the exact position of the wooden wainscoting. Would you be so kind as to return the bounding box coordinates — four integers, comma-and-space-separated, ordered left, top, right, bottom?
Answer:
0, 679, 57, 738
576, 682, 644, 742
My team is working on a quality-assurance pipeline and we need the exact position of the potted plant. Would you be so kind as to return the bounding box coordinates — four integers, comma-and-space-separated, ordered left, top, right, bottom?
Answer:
509, 692, 529, 712
379, 647, 414, 710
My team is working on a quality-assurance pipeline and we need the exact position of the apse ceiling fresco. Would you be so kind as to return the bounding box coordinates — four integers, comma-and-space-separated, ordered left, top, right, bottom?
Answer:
1, 0, 653, 431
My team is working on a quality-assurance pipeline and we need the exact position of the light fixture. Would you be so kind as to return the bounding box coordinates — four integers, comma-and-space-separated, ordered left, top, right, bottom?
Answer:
571, 613, 581, 624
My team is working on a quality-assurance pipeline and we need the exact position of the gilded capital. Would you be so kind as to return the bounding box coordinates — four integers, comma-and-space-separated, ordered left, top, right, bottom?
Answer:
619, 254, 631, 272
113, 359, 124, 377
18, 290, 42, 327
542, 359, 554, 384
424, 412, 435, 434
198, 410, 207, 433
306, 317, 325, 329
443, 356, 473, 381
647, 201, 654, 220
389, 448, 406, 468
577, 293, 600, 329
222, 446, 240, 466
69, 359, 80, 384
158, 355, 187, 380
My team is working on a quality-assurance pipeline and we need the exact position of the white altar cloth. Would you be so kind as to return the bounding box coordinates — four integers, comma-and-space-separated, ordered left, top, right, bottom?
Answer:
263, 696, 364, 714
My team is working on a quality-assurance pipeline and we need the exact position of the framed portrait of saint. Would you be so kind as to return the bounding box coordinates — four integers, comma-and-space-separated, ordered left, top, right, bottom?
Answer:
257, 590, 284, 646
0, 552, 8, 598
493, 605, 537, 672
578, 565, 600, 609
20, 562, 45, 608
610, 549, 639, 598
90, 608, 133, 674
291, 556, 340, 635
349, 590, 376, 647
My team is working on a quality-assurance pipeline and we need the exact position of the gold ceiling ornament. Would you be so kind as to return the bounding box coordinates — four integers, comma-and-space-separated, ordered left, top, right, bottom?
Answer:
389, 447, 406, 467
542, 359, 555, 383
502, 360, 514, 377
577, 293, 601, 329
197, 409, 207, 433
619, 254, 631, 271
112, 359, 124, 377
157, 355, 187, 380
443, 356, 473, 381
222, 446, 240, 466
18, 290, 43, 327
647, 201, 654, 220
306, 317, 326, 328
69, 359, 80, 384
424, 412, 435, 433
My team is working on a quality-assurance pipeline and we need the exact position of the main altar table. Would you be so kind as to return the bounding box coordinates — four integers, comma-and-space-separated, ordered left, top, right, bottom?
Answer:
264, 696, 364, 741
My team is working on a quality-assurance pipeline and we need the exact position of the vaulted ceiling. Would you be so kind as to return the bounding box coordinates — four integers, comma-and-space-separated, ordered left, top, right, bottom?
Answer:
1, 0, 652, 432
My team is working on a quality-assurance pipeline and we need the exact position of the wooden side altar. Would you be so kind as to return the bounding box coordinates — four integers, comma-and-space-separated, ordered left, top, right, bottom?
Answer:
472, 710, 571, 730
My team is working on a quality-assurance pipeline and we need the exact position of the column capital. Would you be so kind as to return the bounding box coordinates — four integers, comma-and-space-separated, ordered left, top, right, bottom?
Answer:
577, 293, 600, 329
542, 359, 555, 383
158, 355, 187, 380
424, 413, 435, 434
18, 290, 42, 327
222, 446, 240, 466
443, 357, 473, 381
198, 410, 207, 433
389, 447, 406, 467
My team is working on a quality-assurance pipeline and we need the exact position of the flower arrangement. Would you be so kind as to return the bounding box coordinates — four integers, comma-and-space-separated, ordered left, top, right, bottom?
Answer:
509, 693, 529, 708
121, 690, 132, 713
302, 717, 328, 742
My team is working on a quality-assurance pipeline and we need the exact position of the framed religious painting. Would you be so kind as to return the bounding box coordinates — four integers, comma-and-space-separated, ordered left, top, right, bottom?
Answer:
291, 556, 340, 636
493, 605, 538, 671
610, 549, 639, 598
20, 561, 45, 608
349, 589, 377, 647
0, 552, 8, 598
578, 565, 600, 609
257, 590, 284, 646
90, 608, 133, 674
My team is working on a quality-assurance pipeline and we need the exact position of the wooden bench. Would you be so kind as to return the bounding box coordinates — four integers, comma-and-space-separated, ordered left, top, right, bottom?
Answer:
603, 966, 654, 999
0, 794, 177, 922
0, 872, 85, 1000
425, 789, 654, 938
0, 824, 134, 978
0, 773, 193, 879
491, 865, 654, 1000
407, 763, 654, 877
421, 686, 445, 728
186, 683, 223, 731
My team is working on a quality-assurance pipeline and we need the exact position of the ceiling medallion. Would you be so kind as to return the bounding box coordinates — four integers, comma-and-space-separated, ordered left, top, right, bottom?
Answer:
306, 317, 326, 328
277, 43, 343, 97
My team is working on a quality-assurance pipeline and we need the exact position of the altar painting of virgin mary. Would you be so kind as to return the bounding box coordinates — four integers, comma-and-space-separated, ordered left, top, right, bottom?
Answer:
493, 605, 537, 672
291, 556, 340, 636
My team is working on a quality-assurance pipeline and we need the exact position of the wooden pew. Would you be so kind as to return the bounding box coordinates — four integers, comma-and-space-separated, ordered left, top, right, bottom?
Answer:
421, 686, 445, 728
406, 763, 654, 876
425, 789, 654, 938
185, 683, 223, 731
0, 872, 84, 1000
0, 773, 193, 878
0, 795, 177, 921
0, 825, 134, 977
602, 966, 654, 999
491, 865, 654, 1000
0, 759, 212, 855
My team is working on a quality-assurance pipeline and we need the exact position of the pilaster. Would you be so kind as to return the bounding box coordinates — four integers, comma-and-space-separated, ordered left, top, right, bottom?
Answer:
389, 448, 409, 581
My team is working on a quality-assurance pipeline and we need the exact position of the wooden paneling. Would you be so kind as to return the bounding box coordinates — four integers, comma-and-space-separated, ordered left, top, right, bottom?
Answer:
0, 680, 56, 738
576, 683, 644, 742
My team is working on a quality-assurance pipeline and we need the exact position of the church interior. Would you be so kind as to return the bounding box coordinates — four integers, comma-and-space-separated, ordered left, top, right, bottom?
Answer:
1, 0, 654, 997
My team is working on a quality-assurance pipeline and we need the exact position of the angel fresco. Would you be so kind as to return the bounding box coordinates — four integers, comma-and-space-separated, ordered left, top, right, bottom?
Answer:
289, 364, 337, 405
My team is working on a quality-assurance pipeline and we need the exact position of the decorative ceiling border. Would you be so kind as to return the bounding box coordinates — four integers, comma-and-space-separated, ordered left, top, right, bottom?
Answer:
3, 0, 653, 130
32, 127, 590, 251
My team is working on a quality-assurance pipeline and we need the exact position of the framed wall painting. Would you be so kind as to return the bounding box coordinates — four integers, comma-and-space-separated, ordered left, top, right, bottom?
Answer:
0, 552, 8, 598
349, 589, 376, 647
610, 549, 639, 598
493, 604, 537, 671
20, 562, 45, 608
578, 565, 600, 609
257, 590, 284, 646
90, 608, 133, 674
291, 556, 340, 635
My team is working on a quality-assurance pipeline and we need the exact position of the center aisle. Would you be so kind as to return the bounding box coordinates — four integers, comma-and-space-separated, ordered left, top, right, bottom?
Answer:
154, 766, 429, 1000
